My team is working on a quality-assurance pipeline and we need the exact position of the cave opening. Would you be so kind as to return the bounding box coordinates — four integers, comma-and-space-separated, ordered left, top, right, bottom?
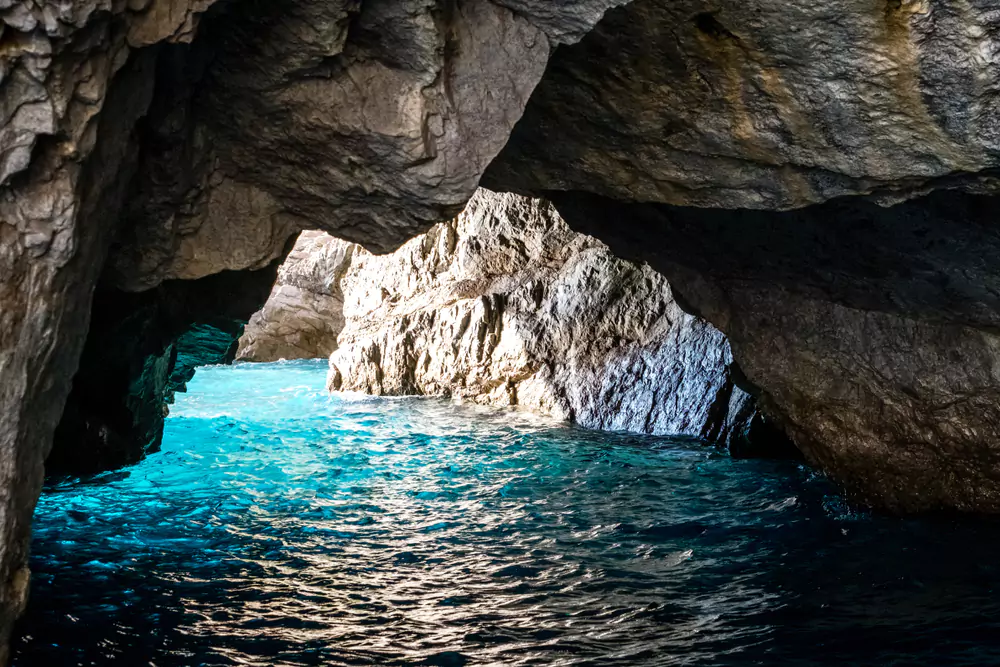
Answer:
12, 0, 1000, 663
16, 185, 1000, 664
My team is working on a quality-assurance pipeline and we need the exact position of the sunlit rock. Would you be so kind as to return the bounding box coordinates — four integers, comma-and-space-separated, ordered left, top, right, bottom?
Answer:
549, 189, 1000, 512
326, 189, 778, 449
237, 232, 358, 363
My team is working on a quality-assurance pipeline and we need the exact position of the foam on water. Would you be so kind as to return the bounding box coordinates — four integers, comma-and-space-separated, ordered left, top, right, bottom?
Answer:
14, 360, 1000, 665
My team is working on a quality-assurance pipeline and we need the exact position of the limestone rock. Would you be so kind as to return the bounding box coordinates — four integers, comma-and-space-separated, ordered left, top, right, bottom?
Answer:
327, 189, 768, 447
486, 0, 1000, 209
0, 19, 161, 660
237, 231, 358, 363
550, 189, 1000, 512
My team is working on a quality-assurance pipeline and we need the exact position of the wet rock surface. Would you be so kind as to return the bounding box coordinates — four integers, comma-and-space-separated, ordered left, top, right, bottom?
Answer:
9, 0, 1000, 658
237, 232, 357, 363
549, 190, 1000, 511
327, 190, 774, 449
50, 256, 286, 476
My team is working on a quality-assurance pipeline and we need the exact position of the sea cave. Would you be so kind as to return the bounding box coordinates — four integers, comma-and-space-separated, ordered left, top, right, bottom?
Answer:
5, 0, 1000, 664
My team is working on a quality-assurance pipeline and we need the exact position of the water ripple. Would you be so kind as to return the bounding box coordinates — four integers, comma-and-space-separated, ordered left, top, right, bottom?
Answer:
14, 360, 1000, 666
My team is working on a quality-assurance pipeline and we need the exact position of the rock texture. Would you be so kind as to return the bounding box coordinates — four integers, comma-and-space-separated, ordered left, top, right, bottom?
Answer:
0, 15, 162, 662
237, 232, 357, 363
485, 0, 1000, 209
327, 189, 772, 449
14, 0, 1000, 658
0, 2, 615, 656
107, 0, 570, 291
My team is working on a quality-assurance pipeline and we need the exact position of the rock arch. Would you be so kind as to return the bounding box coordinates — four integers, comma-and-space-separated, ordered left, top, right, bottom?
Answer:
6, 0, 1000, 658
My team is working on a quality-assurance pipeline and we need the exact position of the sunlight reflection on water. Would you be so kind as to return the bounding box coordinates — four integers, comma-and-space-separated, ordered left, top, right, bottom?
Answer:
14, 360, 1000, 666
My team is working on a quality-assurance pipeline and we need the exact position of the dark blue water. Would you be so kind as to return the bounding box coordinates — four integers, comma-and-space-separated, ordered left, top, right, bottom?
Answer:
14, 360, 1000, 666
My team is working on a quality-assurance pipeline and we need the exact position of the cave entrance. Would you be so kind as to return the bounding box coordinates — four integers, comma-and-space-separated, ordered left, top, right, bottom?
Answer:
19, 355, 1000, 665
14, 355, 817, 665
21, 188, 810, 662
45, 259, 288, 478
20, 188, 1000, 664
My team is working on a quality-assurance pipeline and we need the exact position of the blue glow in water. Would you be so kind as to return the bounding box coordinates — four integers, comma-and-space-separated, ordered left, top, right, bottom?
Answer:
14, 359, 1000, 665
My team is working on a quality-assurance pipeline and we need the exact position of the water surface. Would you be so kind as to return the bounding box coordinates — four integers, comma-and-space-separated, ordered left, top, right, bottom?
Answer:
14, 360, 1000, 665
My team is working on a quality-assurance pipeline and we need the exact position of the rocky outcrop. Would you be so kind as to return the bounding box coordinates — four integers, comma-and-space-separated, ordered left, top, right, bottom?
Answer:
0, 2, 615, 657
479, 1, 1000, 511
485, 0, 1000, 209
14, 0, 1000, 658
326, 189, 777, 450
237, 232, 357, 362
546, 190, 1000, 512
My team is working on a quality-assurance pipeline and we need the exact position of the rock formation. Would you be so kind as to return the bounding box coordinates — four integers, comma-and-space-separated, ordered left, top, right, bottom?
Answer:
545, 190, 1000, 513
320, 189, 772, 450
10, 0, 1000, 659
482, 0, 1000, 512
0, 2, 614, 657
237, 231, 357, 363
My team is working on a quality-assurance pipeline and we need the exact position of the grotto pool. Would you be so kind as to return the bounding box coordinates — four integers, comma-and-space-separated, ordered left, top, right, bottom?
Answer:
14, 359, 1000, 665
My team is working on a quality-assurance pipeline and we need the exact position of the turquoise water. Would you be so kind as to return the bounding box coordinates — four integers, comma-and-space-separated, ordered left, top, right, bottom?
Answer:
14, 359, 1000, 665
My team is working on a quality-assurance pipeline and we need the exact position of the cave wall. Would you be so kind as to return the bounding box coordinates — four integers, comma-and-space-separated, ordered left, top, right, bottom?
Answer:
8, 0, 1000, 659
479, 0, 1000, 511
484, 0, 1000, 208
323, 189, 776, 451
108, 0, 623, 291
0, 23, 160, 665
237, 231, 357, 363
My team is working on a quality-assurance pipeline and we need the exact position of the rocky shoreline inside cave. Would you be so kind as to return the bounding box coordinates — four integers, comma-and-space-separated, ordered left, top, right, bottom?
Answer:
239, 189, 790, 457
8, 0, 1000, 662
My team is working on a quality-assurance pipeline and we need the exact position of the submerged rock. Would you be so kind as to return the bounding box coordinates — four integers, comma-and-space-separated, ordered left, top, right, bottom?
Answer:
325, 189, 777, 449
